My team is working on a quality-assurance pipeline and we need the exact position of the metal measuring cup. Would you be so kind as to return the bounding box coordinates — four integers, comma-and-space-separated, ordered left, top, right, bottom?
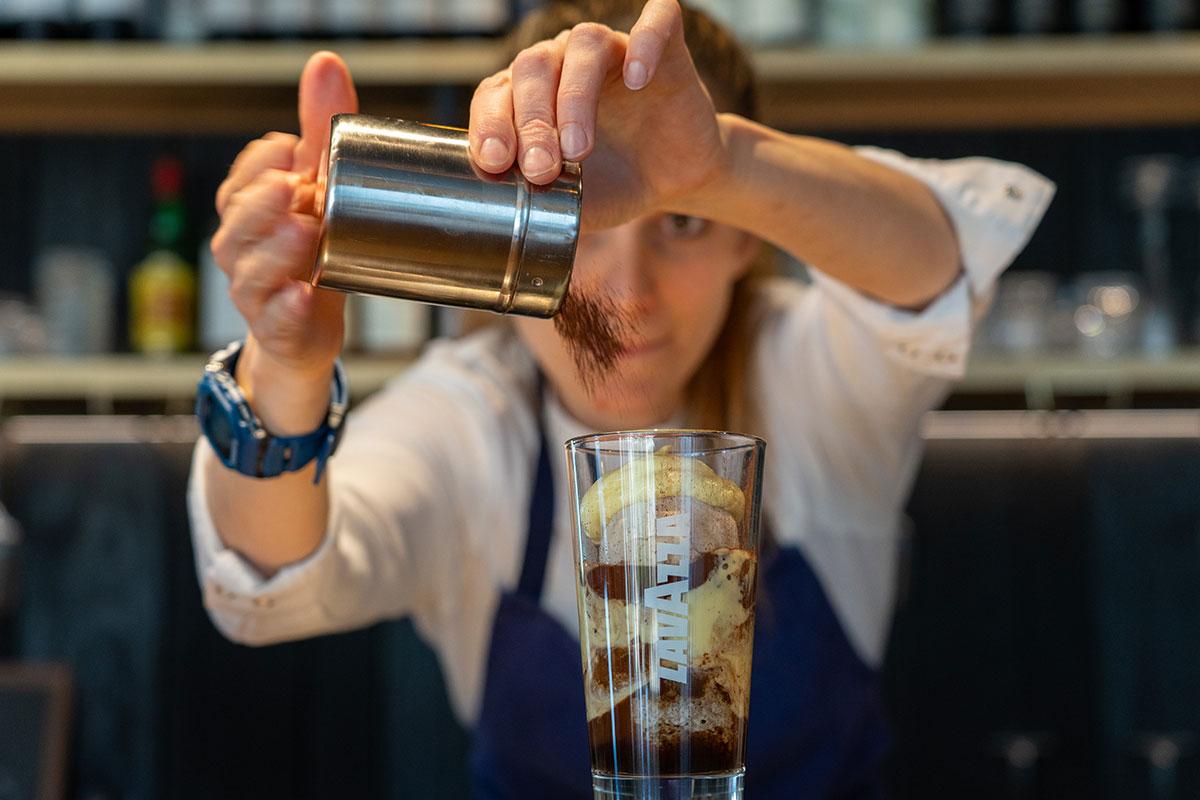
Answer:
311, 113, 582, 318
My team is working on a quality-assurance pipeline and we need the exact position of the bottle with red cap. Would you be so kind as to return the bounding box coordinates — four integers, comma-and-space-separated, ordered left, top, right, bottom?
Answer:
128, 156, 196, 355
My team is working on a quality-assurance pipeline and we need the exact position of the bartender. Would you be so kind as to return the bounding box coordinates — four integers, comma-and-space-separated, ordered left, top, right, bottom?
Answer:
187, 0, 1053, 796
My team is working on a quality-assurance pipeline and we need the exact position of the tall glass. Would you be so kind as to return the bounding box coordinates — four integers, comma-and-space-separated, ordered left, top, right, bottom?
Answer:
565, 431, 766, 800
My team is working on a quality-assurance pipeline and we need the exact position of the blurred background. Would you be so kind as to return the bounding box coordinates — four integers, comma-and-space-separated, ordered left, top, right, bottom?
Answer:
0, 1, 1198, 798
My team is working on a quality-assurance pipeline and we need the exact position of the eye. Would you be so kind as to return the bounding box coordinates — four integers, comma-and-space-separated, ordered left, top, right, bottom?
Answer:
659, 214, 710, 240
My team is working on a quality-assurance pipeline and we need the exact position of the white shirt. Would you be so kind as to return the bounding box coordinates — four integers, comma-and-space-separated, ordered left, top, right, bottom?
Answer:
187, 148, 1054, 727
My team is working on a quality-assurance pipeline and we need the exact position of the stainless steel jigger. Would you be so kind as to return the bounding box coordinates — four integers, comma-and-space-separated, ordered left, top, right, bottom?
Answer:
311, 113, 582, 318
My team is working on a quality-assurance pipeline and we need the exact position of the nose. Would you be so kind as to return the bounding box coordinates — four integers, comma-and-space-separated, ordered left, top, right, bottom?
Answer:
578, 222, 660, 313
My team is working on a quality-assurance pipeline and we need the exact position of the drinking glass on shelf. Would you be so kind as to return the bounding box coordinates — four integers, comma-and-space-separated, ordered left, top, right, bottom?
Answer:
1075, 0, 1126, 33
1120, 155, 1181, 358
978, 271, 1057, 356
1187, 159, 1200, 346
1131, 732, 1197, 800
991, 731, 1056, 800
0, 295, 49, 356
0, 504, 19, 617
1070, 271, 1145, 359
941, 0, 998, 36
1012, 0, 1059, 35
34, 246, 116, 355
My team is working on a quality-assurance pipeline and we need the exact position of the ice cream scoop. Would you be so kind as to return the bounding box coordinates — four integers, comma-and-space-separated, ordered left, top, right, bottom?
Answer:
579, 452, 744, 541
594, 496, 740, 565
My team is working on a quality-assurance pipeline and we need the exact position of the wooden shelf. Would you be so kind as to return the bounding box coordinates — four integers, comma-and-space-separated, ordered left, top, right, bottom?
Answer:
960, 350, 1200, 407
754, 33, 1200, 130
0, 34, 1198, 133
0, 354, 414, 403
2, 350, 1200, 409
0, 39, 506, 134
0, 38, 503, 86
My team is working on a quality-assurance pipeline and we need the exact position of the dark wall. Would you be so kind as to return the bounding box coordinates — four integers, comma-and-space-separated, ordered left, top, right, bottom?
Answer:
0, 428, 471, 800
891, 434, 1200, 800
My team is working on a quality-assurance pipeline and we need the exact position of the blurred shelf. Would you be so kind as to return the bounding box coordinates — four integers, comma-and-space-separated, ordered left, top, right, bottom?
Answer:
754, 33, 1200, 130
0, 38, 502, 86
2, 350, 1200, 409
964, 350, 1200, 389
921, 408, 1200, 440
0, 354, 206, 400
0, 34, 1199, 133
0, 354, 414, 403
0, 38, 505, 134
958, 349, 1200, 408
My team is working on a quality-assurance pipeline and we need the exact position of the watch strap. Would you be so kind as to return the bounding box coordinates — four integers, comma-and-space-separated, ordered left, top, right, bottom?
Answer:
198, 340, 347, 484
252, 358, 347, 483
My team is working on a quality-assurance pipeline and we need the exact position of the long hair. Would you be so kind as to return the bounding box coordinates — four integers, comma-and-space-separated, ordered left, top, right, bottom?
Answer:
510, 0, 772, 436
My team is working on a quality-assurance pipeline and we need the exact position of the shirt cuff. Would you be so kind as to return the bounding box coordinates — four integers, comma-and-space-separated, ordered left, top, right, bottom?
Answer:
810, 268, 975, 379
187, 438, 337, 643
855, 146, 1056, 298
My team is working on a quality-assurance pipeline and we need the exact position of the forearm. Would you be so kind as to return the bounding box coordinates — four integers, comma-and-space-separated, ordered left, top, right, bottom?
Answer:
676, 114, 961, 309
203, 336, 333, 578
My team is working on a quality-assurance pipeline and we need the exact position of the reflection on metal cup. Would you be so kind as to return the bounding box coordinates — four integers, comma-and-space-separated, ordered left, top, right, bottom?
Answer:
312, 114, 581, 318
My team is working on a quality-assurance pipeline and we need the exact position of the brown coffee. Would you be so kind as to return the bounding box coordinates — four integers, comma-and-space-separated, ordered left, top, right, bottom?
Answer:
588, 674, 746, 775
553, 285, 631, 394
584, 551, 756, 774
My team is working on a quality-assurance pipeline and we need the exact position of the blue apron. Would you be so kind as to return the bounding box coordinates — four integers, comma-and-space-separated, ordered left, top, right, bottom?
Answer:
470, 422, 890, 799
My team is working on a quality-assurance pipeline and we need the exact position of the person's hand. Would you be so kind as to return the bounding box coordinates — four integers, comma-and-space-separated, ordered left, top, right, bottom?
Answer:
468, 0, 725, 231
210, 51, 358, 378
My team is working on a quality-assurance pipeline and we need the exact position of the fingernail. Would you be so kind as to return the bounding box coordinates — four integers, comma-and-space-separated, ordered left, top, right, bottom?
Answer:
522, 146, 555, 177
560, 124, 587, 160
480, 137, 508, 168
625, 60, 648, 90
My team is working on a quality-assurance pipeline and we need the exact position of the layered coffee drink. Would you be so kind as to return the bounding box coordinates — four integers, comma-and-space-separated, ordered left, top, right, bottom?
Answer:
570, 445, 760, 786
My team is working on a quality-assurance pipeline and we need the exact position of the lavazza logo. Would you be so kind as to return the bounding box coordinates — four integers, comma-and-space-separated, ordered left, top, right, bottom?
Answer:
644, 511, 690, 686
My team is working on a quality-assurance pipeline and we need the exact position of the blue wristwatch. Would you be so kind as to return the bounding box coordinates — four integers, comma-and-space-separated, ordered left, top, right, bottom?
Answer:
195, 340, 347, 484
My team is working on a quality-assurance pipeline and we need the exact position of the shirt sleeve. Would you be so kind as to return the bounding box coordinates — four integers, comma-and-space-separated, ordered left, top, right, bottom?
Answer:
186, 335, 535, 723
808, 147, 1056, 381
186, 342, 528, 651
855, 146, 1056, 303
187, 413, 449, 650
188, 438, 346, 646
758, 150, 1054, 665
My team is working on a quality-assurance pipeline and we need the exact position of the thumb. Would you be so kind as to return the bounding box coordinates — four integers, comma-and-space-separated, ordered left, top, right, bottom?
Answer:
293, 51, 359, 182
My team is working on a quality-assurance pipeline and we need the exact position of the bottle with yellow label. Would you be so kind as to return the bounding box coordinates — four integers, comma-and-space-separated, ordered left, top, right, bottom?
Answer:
129, 155, 196, 355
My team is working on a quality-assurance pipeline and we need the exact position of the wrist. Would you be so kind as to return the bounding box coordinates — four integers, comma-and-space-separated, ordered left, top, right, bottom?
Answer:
236, 336, 336, 436
667, 113, 746, 219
